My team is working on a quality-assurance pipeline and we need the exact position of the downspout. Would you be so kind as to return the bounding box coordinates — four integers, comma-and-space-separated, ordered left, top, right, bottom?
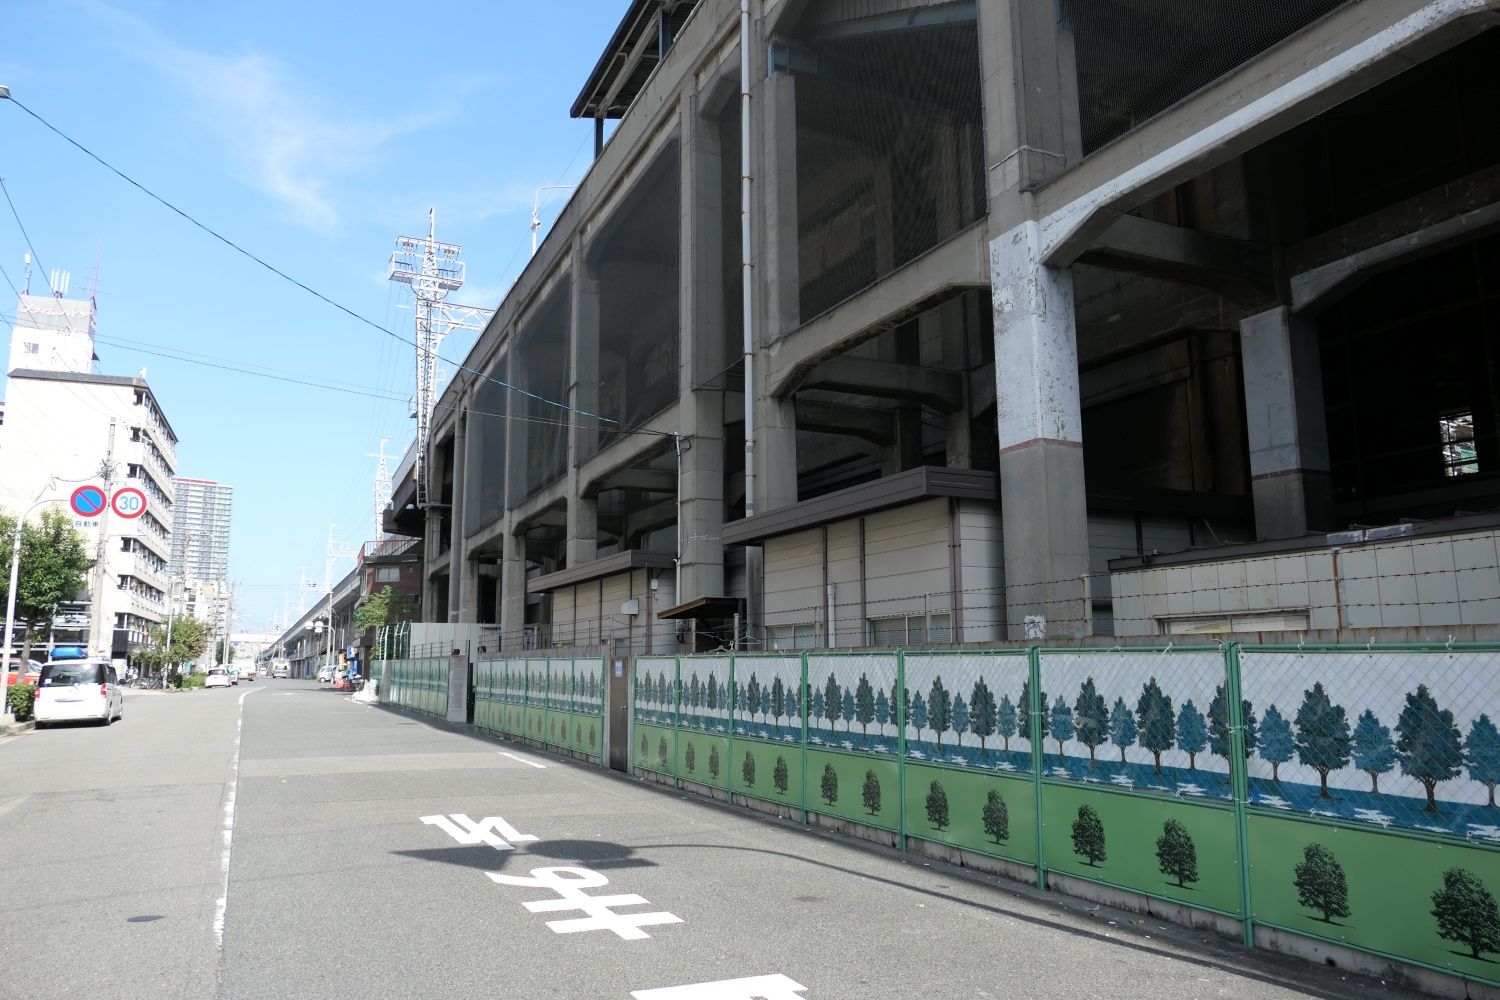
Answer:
740, 0, 756, 520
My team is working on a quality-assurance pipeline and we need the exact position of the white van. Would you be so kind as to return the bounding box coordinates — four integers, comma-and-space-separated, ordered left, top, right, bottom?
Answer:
34, 659, 123, 727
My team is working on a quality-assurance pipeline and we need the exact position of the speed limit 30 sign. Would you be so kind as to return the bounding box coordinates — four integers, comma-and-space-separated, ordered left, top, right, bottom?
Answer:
111, 487, 148, 519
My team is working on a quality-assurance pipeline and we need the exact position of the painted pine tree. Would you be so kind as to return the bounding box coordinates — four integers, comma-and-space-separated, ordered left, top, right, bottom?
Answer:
742, 751, 756, 787
1294, 683, 1352, 799
929, 677, 953, 750
1020, 679, 1049, 750
855, 674, 876, 736
812, 689, 826, 732
760, 687, 771, 720
1074, 678, 1109, 767
1432, 868, 1500, 960
862, 770, 881, 815
952, 694, 970, 747
1109, 697, 1137, 764
1177, 701, 1208, 771
911, 693, 929, 744
1293, 843, 1349, 923
640, 732, 648, 759
770, 676, 786, 728
1466, 714, 1500, 808
970, 677, 998, 754
773, 755, 789, 795
709, 745, 721, 779
841, 690, 856, 733
1156, 819, 1198, 888
1071, 805, 1106, 866
874, 689, 891, 736
658, 738, 669, 768
1396, 684, 1464, 813
823, 674, 842, 735
996, 695, 1019, 752
1260, 705, 1294, 781
821, 763, 839, 805
746, 675, 762, 724
706, 673, 718, 712
1351, 709, 1396, 793
1050, 695, 1075, 758
1136, 678, 1176, 776
982, 789, 1009, 843
1207, 684, 1259, 763
685, 742, 697, 772
926, 780, 950, 831
589, 724, 596, 748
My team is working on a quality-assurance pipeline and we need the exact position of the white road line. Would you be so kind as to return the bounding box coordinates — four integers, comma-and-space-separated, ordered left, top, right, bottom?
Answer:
0, 795, 29, 821
499, 751, 546, 769
214, 687, 261, 947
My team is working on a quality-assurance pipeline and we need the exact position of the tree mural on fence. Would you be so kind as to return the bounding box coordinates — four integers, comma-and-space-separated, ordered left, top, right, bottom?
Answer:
982, 789, 1009, 843
786, 685, 800, 727
821, 763, 839, 805
926, 780, 949, 831
1352, 710, 1396, 793
742, 751, 756, 787
709, 745, 721, 779
774, 756, 789, 795
875, 689, 891, 735
685, 742, 696, 772
706, 674, 719, 713
1137, 679, 1176, 776
1293, 843, 1349, 923
771, 677, 786, 729
862, 771, 881, 815
760, 687, 771, 720
952, 694, 970, 747
855, 674, 876, 736
1071, 805, 1106, 866
841, 690, 856, 733
658, 738, 669, 769
1109, 698, 1136, 764
1207, 685, 1258, 765
746, 675, 762, 724
971, 678, 997, 753
1432, 868, 1500, 960
1467, 715, 1500, 808
688, 672, 702, 725
1177, 701, 1207, 771
640, 733, 649, 759
823, 675, 842, 735
1156, 820, 1198, 888
1050, 696, 1074, 757
928, 677, 953, 750
911, 693, 929, 744
997, 695, 1019, 752
1260, 705, 1294, 781
812, 689, 826, 731
1074, 678, 1108, 767
1294, 683, 1352, 798
1020, 679, 1048, 750
1396, 684, 1464, 813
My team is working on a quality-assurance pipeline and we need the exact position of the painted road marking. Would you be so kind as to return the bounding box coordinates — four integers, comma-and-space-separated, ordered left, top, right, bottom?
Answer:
420, 813, 538, 850
499, 751, 546, 769
632, 975, 809, 999
215, 686, 262, 946
487, 866, 683, 940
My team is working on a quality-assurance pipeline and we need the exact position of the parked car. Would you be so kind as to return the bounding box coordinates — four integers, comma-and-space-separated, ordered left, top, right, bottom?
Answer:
33, 659, 123, 727
204, 668, 232, 689
316, 664, 337, 683
3, 660, 43, 685
271, 663, 290, 679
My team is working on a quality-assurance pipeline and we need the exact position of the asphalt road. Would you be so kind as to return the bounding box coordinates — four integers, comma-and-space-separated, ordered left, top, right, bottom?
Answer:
0, 681, 1428, 999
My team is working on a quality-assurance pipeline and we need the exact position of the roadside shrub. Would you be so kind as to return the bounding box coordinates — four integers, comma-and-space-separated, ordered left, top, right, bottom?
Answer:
180, 674, 205, 690
6, 684, 35, 721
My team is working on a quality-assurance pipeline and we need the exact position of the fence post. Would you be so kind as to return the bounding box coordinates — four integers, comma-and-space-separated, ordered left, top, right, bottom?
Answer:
897, 649, 908, 853
674, 657, 683, 790
1226, 642, 1255, 948
801, 652, 810, 826
727, 653, 737, 802
1029, 645, 1046, 890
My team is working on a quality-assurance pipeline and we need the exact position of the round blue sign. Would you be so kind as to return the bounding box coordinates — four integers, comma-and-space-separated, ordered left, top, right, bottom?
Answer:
70, 485, 106, 517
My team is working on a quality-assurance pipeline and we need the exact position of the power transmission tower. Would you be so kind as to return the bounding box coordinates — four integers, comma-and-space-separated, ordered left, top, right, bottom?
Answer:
387, 210, 490, 508
367, 437, 393, 543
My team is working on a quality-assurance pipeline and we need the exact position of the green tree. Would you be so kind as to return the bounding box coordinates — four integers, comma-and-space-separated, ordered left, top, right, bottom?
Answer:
1050, 695, 1074, 757
354, 584, 417, 633
657, 738, 668, 768
742, 750, 756, 787
1108, 697, 1137, 764
685, 742, 696, 772
1294, 843, 1349, 922
1260, 705, 1295, 781
770, 676, 786, 727
854, 673, 876, 736
773, 755, 789, 795
820, 763, 838, 805
1467, 715, 1500, 808
911, 692, 928, 742
841, 689, 856, 733
925, 780, 949, 831
928, 676, 953, 749
996, 695, 1019, 751
1019, 679, 1048, 750
706, 673, 719, 711
952, 694, 969, 746
1352, 709, 1397, 794
823, 674, 842, 734
214, 638, 236, 664
862, 770, 881, 815
688, 672, 703, 723
1071, 805, 1107, 866
874, 689, 891, 733
640, 733, 648, 759
1207, 684, 1258, 763
1136, 678, 1176, 776
970, 678, 998, 753
1177, 700, 1208, 771
1396, 684, 1465, 813
136, 616, 209, 675
709, 745, 721, 779
982, 789, 1009, 843
0, 509, 92, 662
1155, 819, 1198, 888
1432, 868, 1500, 960
746, 674, 762, 723
1073, 678, 1109, 767
1294, 683, 1352, 799
589, 725, 595, 748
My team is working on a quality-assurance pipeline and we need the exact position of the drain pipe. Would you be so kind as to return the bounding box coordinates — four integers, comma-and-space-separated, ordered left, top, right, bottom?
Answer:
740, 0, 755, 520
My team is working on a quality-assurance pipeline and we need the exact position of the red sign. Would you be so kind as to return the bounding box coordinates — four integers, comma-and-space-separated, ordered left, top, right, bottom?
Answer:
111, 487, 148, 519
70, 485, 107, 518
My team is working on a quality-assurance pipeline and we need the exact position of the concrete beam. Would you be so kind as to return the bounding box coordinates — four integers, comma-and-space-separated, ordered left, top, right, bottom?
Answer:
799, 356, 965, 414
596, 468, 678, 494
765, 223, 989, 398
1078, 214, 1274, 305
577, 403, 680, 498
794, 399, 895, 445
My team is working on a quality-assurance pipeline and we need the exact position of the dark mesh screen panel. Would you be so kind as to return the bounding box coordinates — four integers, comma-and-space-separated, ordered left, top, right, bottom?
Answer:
465, 366, 508, 536
1067, 0, 1355, 154
507, 281, 572, 507
591, 139, 682, 455
791, 17, 986, 324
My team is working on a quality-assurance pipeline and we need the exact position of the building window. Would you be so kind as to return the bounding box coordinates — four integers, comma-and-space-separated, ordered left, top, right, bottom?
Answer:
23, 342, 39, 354
1158, 610, 1311, 635
869, 614, 952, 648
766, 622, 818, 651
1440, 411, 1478, 476
376, 567, 401, 583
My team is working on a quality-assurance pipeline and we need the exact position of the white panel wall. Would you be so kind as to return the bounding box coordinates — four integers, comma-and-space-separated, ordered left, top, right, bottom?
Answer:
959, 499, 1005, 643
827, 520, 863, 646
864, 498, 951, 622
764, 529, 825, 630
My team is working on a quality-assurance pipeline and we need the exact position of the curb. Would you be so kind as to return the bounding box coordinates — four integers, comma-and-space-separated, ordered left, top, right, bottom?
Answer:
0, 720, 35, 737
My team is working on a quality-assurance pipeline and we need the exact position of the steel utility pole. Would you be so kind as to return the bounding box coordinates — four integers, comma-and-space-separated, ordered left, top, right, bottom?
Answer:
87, 420, 118, 658
367, 438, 393, 543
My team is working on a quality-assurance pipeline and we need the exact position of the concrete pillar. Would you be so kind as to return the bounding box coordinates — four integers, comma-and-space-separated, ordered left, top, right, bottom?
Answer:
568, 242, 602, 569
1240, 306, 1332, 539
449, 410, 477, 623
679, 95, 726, 601
500, 521, 527, 651
937, 299, 974, 468
979, 1, 1081, 201
761, 69, 799, 338
566, 495, 597, 569
991, 220, 1090, 639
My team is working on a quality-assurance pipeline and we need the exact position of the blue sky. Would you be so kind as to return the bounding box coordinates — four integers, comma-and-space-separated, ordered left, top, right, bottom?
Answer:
1, 1, 623, 632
